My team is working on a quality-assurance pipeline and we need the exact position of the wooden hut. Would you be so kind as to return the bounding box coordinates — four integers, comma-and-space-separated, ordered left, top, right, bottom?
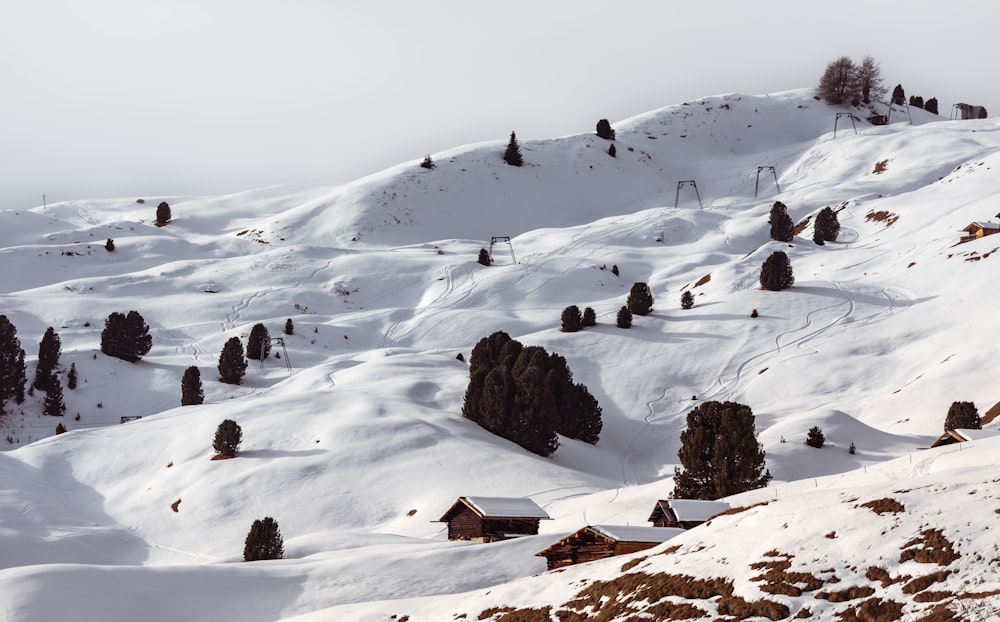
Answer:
960, 222, 1000, 243
436, 496, 550, 542
535, 525, 685, 570
930, 428, 1000, 448
647, 499, 731, 529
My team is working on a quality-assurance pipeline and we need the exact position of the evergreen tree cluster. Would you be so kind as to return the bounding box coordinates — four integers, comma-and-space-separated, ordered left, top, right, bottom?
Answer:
0, 316, 27, 414
32, 327, 61, 391
462, 331, 602, 456
243, 516, 284, 561
813, 207, 841, 245
672, 400, 771, 500
595, 118, 615, 140
759, 251, 794, 291
561, 305, 597, 332
768, 201, 794, 242
944, 401, 980, 431
100, 311, 152, 363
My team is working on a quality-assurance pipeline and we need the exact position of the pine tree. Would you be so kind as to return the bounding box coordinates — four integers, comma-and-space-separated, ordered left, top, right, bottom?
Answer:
672, 401, 771, 500
42, 374, 66, 417
806, 426, 825, 448
925, 97, 939, 115
502, 131, 523, 167
0, 315, 27, 408
582, 307, 597, 327
813, 206, 841, 245
105, 238, 115, 252
560, 305, 583, 333
627, 282, 654, 316
181, 366, 204, 406
33, 327, 61, 391
759, 251, 794, 291
595, 118, 615, 140
944, 401, 980, 431
616, 306, 632, 328
909, 95, 924, 109
608, 143, 617, 158
100, 311, 152, 362
156, 201, 171, 224
768, 201, 794, 242
420, 154, 435, 169
218, 337, 248, 385
213, 419, 242, 457
562, 382, 602, 444
66, 363, 78, 390
681, 291, 694, 310
246, 323, 271, 361
891, 84, 905, 105
243, 516, 284, 561
55, 422, 67, 435
284, 319, 294, 336
477, 248, 491, 266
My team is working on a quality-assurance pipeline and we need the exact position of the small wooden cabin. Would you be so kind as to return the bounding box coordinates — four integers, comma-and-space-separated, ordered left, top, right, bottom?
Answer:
647, 499, 731, 529
930, 428, 1000, 448
960, 222, 1000, 243
437, 496, 550, 543
535, 525, 685, 570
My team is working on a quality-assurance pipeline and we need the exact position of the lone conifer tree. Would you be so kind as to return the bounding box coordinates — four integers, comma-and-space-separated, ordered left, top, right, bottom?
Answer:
66, 362, 78, 390
944, 401, 980, 431
616, 306, 632, 328
213, 419, 242, 457
806, 426, 825, 448
768, 201, 794, 242
561, 305, 583, 333
891, 84, 905, 105
246, 323, 271, 361
582, 307, 597, 327
813, 207, 840, 245
33, 327, 61, 391
181, 366, 204, 406
243, 516, 284, 561
681, 291, 694, 310
503, 131, 523, 167
0, 317, 28, 408
55, 422, 67, 435
759, 251, 794, 291
672, 401, 771, 499
42, 374, 66, 417
420, 154, 435, 169
925, 97, 939, 115
595, 118, 615, 140
627, 282, 654, 316
284, 319, 294, 336
156, 201, 171, 224
477, 248, 491, 266
218, 337, 248, 385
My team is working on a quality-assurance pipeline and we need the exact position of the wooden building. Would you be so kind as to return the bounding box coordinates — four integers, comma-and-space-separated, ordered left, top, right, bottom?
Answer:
959, 221, 1000, 243
535, 525, 685, 570
930, 428, 1000, 448
647, 499, 730, 529
436, 496, 550, 542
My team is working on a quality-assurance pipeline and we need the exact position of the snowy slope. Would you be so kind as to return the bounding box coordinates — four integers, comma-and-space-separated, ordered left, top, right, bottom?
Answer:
2, 88, 1000, 620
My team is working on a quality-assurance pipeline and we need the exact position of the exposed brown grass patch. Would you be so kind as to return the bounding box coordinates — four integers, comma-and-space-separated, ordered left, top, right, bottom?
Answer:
620, 556, 646, 572
478, 606, 551, 621
982, 400, 1000, 425
865, 210, 899, 226
694, 273, 711, 287
859, 497, 905, 515
712, 500, 770, 519
902, 570, 951, 594
873, 159, 889, 174
643, 601, 708, 619
794, 217, 812, 235
899, 528, 960, 565
717, 594, 790, 620
750, 553, 824, 596
837, 597, 905, 621
817, 585, 876, 602
170, 499, 181, 513
561, 572, 737, 621
865, 566, 898, 588
913, 591, 954, 603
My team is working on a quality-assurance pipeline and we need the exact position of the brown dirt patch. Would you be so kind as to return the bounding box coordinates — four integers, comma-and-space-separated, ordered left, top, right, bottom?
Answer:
794, 217, 812, 236
750, 553, 825, 596
899, 529, 960, 565
859, 497, 905, 515
170, 499, 181, 512
837, 598, 905, 621
694, 274, 711, 287
717, 594, 790, 620
902, 570, 951, 594
478, 606, 551, 621
620, 556, 646, 572
865, 210, 899, 226
982, 400, 1000, 426
873, 159, 889, 174
817, 585, 876, 602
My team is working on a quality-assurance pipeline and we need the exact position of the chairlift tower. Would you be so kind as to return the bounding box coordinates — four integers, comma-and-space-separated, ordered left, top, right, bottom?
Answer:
489, 236, 517, 264
260, 337, 292, 373
833, 113, 858, 138
674, 181, 703, 208
755, 166, 780, 198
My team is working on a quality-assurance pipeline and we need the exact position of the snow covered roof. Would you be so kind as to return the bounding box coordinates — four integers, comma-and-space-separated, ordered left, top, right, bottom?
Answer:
949, 428, 1000, 442
963, 221, 1000, 231
590, 525, 686, 543
442, 496, 551, 520
666, 499, 731, 522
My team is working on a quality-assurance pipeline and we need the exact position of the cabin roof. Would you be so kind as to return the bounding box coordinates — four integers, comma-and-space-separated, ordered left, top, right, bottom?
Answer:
931, 428, 1000, 447
590, 525, 686, 543
962, 221, 1000, 232
647, 499, 731, 523
437, 496, 550, 521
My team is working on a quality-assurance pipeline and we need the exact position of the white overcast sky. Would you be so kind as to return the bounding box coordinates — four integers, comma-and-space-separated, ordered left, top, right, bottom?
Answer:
2, 0, 997, 210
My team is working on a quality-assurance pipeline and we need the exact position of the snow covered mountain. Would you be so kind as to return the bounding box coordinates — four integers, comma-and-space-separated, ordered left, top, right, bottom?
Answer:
2, 88, 1000, 621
